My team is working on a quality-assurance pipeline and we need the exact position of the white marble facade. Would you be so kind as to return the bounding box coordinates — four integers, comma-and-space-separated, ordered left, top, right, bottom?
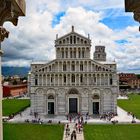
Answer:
28, 26, 119, 116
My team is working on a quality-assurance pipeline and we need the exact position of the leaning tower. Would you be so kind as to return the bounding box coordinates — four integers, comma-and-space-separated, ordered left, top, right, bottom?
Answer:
94, 45, 106, 61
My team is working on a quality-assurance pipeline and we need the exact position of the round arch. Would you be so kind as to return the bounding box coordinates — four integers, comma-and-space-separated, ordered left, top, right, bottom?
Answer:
92, 94, 100, 99
92, 88, 100, 95
47, 88, 55, 95
35, 88, 45, 94
68, 88, 79, 95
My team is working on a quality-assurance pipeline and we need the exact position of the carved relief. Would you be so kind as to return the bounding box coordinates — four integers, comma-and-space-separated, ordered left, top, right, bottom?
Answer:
68, 88, 79, 94
104, 88, 112, 95
57, 88, 66, 96
47, 88, 55, 95
0, 0, 26, 45
92, 88, 100, 95
35, 88, 44, 94
0, 26, 9, 42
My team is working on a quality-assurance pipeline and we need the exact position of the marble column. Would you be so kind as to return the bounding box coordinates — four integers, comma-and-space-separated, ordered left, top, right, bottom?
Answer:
38, 75, 40, 86
54, 75, 55, 86
66, 74, 68, 86
79, 74, 80, 86
0, 1, 26, 139
87, 74, 89, 86
95, 74, 97, 86
108, 74, 110, 86
100, 74, 101, 86
58, 62, 59, 72
58, 75, 59, 86
50, 75, 51, 86
75, 74, 77, 86
70, 74, 71, 85
62, 74, 64, 86
42, 74, 43, 86
46, 74, 47, 86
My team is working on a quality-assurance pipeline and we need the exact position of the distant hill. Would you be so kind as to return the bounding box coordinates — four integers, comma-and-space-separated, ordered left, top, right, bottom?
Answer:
2, 66, 30, 77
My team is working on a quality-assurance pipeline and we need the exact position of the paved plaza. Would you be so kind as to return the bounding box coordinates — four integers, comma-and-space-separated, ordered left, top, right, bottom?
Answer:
7, 104, 140, 140
7, 106, 140, 124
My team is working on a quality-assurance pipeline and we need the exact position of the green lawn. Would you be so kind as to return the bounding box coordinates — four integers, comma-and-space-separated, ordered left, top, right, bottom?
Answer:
118, 94, 140, 119
4, 123, 64, 140
3, 99, 30, 116
84, 124, 140, 140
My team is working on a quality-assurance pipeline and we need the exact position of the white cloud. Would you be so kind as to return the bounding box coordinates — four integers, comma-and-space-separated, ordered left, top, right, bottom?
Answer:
62, 0, 123, 10
1, 0, 140, 73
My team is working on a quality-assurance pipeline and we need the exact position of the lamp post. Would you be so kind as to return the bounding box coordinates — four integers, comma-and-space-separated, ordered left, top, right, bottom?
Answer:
0, 1, 26, 140
125, 0, 140, 31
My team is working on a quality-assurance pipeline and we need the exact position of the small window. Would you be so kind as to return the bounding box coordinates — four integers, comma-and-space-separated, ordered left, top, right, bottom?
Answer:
35, 79, 38, 85
72, 64, 75, 71
49, 66, 51, 71
80, 75, 83, 83
51, 77, 53, 83
77, 38, 79, 43
82, 51, 84, 58
80, 64, 83, 71
59, 41, 62, 44
72, 75, 75, 83
74, 36, 76, 44
66, 51, 68, 58
63, 39, 65, 44
70, 51, 72, 58
64, 75, 66, 83
62, 51, 64, 58
94, 77, 96, 82
63, 64, 67, 71
79, 51, 80, 58
66, 38, 69, 43
74, 51, 76, 58
35, 75, 38, 85
110, 78, 112, 85
70, 36, 72, 44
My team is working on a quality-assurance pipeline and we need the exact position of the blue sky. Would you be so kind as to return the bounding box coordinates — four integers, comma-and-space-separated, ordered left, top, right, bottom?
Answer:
52, 12, 66, 27
2, 0, 140, 73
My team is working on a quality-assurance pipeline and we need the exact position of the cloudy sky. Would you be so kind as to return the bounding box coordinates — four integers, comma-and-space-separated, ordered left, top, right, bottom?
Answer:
2, 0, 140, 73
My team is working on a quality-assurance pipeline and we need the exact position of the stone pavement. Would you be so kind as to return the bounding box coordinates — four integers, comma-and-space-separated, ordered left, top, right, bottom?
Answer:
63, 123, 84, 140
8, 106, 140, 124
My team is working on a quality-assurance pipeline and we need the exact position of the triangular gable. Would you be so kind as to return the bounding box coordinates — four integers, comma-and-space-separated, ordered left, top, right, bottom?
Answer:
55, 31, 91, 46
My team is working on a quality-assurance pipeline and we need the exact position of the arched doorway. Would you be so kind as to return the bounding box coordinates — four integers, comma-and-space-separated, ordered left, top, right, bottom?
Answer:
92, 95, 100, 114
68, 88, 79, 114
48, 95, 55, 114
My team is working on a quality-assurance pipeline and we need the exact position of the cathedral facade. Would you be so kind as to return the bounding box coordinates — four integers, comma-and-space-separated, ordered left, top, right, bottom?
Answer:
29, 26, 119, 116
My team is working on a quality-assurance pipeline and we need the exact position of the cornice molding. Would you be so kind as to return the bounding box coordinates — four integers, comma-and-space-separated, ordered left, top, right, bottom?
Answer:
125, 0, 140, 30
0, 0, 25, 42
0, 0, 25, 26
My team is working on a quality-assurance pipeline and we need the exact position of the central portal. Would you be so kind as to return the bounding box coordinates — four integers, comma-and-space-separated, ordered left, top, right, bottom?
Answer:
93, 102, 99, 114
48, 102, 54, 114
69, 98, 78, 113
